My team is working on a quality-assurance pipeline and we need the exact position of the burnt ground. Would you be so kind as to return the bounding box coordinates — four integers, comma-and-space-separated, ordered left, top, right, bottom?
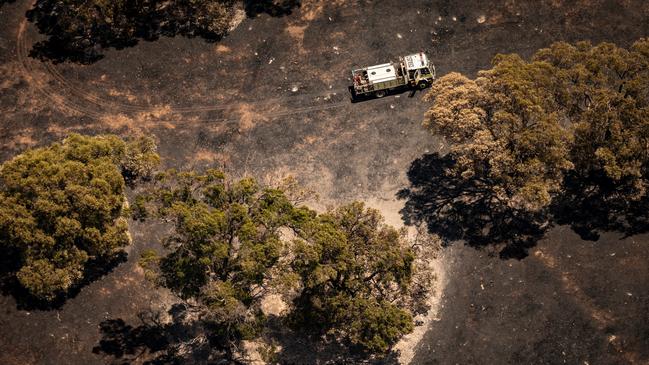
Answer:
1, 0, 649, 364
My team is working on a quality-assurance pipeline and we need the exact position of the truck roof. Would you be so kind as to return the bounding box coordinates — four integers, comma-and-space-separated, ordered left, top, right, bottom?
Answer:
404, 53, 429, 70
366, 62, 398, 83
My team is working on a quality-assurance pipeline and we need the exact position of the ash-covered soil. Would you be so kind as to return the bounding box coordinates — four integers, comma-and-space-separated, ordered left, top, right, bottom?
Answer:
1, 0, 649, 364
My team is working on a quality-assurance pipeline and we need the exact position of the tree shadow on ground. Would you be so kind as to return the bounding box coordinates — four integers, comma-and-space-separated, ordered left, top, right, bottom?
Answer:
0, 251, 127, 310
552, 171, 649, 241
397, 153, 550, 259
94, 304, 242, 364
25, 0, 302, 64
268, 316, 400, 365
244, 0, 301, 17
399, 153, 649, 259
95, 310, 398, 364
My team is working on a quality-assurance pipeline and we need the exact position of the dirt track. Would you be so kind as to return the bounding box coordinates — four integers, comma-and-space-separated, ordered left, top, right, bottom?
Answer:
1, 0, 649, 364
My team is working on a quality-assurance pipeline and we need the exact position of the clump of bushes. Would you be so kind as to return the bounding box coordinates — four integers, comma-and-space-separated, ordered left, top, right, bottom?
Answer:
0, 134, 159, 301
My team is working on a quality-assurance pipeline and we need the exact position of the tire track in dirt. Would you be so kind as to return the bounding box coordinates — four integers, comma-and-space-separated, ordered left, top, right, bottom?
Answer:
15, 11, 351, 127
16, 20, 105, 119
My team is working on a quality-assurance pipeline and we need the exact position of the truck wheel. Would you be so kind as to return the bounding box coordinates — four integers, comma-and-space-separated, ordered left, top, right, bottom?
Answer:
418, 81, 429, 89
349, 86, 358, 103
375, 90, 386, 98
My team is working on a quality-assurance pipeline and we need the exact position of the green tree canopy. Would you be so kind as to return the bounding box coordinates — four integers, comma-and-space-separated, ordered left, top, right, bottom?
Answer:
424, 65, 573, 211
533, 40, 649, 197
424, 39, 649, 212
412, 39, 649, 252
290, 202, 421, 353
0, 133, 159, 302
139, 170, 311, 354
139, 172, 430, 357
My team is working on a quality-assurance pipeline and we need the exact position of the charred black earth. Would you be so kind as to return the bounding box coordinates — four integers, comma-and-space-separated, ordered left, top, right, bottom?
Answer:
1, 0, 648, 364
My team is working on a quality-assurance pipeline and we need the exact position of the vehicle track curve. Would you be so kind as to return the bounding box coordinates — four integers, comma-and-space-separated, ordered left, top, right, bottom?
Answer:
15, 9, 351, 125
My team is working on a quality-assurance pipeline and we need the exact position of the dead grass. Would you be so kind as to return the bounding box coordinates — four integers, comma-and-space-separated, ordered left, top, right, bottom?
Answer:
193, 149, 229, 165
3, 129, 37, 151
285, 25, 308, 55
215, 44, 232, 54
98, 105, 174, 133
106, 88, 138, 103
236, 102, 268, 132
300, 1, 326, 21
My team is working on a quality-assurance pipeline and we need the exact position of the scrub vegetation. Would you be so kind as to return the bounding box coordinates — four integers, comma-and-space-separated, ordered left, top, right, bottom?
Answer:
408, 39, 649, 255
136, 170, 433, 358
4, 1, 649, 356
26, 0, 301, 63
0, 134, 159, 302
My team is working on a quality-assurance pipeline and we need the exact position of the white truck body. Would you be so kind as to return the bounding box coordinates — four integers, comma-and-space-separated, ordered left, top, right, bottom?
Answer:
350, 52, 435, 99
366, 63, 398, 83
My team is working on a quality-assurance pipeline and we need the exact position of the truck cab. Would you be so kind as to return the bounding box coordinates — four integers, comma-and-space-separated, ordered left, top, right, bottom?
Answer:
403, 53, 435, 89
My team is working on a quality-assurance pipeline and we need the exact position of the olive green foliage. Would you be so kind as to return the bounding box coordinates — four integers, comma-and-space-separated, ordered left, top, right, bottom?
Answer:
291, 202, 418, 353
424, 63, 573, 211
131, 194, 151, 221
0, 134, 158, 301
121, 135, 161, 182
424, 39, 649, 211
533, 40, 649, 198
139, 173, 426, 355
139, 169, 310, 343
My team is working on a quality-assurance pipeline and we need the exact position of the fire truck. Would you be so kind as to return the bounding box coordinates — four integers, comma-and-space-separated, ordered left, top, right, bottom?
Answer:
350, 52, 435, 100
